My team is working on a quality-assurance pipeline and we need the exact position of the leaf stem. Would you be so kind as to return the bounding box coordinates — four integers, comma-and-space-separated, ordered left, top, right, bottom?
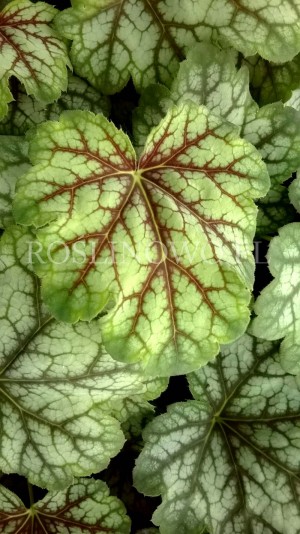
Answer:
27, 481, 34, 508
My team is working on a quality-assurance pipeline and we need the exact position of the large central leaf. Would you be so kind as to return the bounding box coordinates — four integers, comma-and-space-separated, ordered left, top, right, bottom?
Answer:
14, 104, 269, 376
55, 0, 300, 94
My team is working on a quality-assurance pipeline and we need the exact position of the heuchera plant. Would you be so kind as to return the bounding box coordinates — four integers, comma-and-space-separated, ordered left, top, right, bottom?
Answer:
0, 1, 300, 532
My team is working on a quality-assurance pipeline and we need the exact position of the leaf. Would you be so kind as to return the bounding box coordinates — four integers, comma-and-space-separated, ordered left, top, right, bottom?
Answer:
244, 54, 300, 106
133, 84, 172, 155
133, 333, 300, 534
0, 225, 149, 489
286, 88, 300, 110
55, 0, 300, 95
242, 103, 300, 187
256, 183, 296, 238
0, 478, 131, 533
0, 0, 70, 118
289, 172, 300, 214
14, 104, 269, 376
0, 136, 29, 228
0, 76, 13, 120
0, 74, 110, 136
114, 376, 168, 438
133, 43, 258, 151
242, 103, 300, 235
251, 223, 300, 376
135, 48, 300, 237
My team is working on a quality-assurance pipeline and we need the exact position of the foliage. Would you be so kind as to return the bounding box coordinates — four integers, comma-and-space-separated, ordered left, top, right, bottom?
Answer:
0, 0, 300, 532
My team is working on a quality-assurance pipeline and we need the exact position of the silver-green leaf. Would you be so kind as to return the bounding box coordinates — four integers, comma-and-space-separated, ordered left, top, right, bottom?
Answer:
134, 333, 300, 533
0, 225, 149, 489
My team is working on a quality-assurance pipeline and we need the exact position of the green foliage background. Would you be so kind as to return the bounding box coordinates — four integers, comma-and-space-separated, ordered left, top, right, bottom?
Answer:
0, 1, 300, 532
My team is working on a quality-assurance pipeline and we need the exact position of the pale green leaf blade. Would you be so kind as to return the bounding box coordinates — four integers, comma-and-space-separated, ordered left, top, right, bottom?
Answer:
243, 103, 300, 235
244, 54, 300, 106
289, 173, 300, 213
54, 0, 181, 94
251, 223, 300, 375
13, 105, 269, 376
133, 43, 258, 150
0, 136, 29, 228
210, 0, 300, 62
0, 74, 110, 135
0, 484, 27, 534
134, 333, 300, 534
55, 0, 300, 95
169, 44, 257, 129
0, 74, 13, 120
135, 51, 300, 239
0, 479, 131, 533
286, 88, 300, 110
0, 0, 70, 116
243, 103, 300, 187
0, 225, 148, 489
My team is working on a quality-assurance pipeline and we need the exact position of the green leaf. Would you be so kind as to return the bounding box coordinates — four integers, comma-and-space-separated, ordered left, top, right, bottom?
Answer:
244, 54, 300, 106
243, 103, 300, 187
0, 225, 149, 489
0, 76, 13, 120
115, 376, 168, 438
133, 43, 258, 151
135, 49, 300, 237
55, 0, 300, 95
251, 223, 300, 376
134, 333, 300, 534
0, 0, 70, 118
0, 136, 29, 228
133, 84, 172, 155
286, 88, 300, 109
242, 103, 300, 236
13, 104, 269, 376
256, 183, 296, 238
289, 172, 300, 213
0, 74, 110, 135
0, 479, 131, 533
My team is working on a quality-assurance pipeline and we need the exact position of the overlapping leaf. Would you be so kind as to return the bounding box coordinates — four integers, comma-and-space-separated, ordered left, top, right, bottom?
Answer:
0, 136, 29, 228
0, 225, 150, 489
14, 104, 269, 376
0, 74, 110, 135
135, 47, 300, 194
133, 43, 257, 151
134, 333, 300, 534
0, 479, 131, 533
0, 0, 70, 119
251, 223, 300, 375
286, 88, 300, 109
255, 183, 296, 237
134, 45, 299, 237
55, 0, 300, 95
114, 376, 168, 438
242, 103, 300, 236
289, 172, 300, 213
242, 103, 300, 187
244, 54, 300, 106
